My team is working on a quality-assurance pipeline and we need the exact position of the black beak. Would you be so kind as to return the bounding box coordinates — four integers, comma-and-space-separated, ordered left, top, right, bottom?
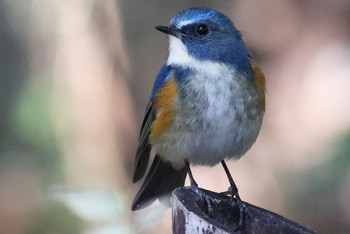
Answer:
155, 26, 180, 37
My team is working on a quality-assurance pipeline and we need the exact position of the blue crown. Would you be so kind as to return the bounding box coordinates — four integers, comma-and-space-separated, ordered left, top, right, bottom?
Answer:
171, 8, 233, 31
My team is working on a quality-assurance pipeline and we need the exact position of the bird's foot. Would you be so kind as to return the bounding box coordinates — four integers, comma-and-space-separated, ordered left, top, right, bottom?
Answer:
185, 160, 215, 215
191, 185, 215, 215
221, 186, 246, 230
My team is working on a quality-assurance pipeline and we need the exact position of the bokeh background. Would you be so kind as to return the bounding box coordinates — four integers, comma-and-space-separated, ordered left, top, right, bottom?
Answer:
1, 0, 350, 233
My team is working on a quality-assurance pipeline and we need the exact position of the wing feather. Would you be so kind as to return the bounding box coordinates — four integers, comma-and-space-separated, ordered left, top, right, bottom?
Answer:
132, 65, 173, 182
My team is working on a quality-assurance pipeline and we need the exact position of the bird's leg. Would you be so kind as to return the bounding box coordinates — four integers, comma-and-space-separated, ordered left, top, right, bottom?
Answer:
221, 160, 246, 229
184, 160, 214, 214
184, 159, 198, 188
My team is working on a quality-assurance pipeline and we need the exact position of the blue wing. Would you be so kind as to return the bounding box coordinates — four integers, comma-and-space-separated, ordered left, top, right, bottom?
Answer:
149, 64, 173, 108
132, 64, 173, 182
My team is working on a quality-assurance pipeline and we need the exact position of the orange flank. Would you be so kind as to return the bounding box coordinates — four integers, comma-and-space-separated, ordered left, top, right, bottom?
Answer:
251, 61, 266, 108
150, 77, 178, 138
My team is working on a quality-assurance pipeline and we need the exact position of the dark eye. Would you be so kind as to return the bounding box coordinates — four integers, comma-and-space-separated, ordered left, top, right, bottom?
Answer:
196, 24, 208, 35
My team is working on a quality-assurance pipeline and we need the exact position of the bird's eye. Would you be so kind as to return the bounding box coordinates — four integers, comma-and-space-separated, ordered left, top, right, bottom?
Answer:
196, 24, 208, 35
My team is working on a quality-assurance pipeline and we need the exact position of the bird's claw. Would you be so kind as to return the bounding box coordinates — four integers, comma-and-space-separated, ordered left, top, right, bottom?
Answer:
192, 186, 215, 215
234, 196, 246, 230
221, 186, 246, 230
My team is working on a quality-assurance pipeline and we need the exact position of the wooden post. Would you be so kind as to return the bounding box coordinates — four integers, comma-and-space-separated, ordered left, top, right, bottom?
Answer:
172, 187, 317, 234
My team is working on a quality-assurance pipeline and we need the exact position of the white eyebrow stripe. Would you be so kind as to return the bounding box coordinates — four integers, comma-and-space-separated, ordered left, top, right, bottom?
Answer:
177, 19, 195, 28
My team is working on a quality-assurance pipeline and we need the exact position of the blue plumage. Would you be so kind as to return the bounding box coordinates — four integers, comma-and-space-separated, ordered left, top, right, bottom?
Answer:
150, 64, 173, 100
170, 8, 232, 29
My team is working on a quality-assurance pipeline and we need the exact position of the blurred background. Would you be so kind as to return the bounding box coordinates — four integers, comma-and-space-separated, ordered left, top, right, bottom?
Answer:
1, 0, 350, 233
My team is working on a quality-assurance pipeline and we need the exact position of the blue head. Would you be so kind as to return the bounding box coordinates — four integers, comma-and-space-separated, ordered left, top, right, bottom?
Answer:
155, 8, 252, 75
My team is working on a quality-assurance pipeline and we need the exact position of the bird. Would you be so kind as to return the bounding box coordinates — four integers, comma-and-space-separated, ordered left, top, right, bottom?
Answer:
131, 7, 265, 226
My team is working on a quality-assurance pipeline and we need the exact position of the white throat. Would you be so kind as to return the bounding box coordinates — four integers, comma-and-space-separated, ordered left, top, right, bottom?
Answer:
166, 36, 193, 66
166, 36, 231, 77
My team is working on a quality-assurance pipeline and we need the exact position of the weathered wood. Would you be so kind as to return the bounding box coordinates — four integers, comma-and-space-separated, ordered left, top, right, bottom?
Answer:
172, 186, 317, 234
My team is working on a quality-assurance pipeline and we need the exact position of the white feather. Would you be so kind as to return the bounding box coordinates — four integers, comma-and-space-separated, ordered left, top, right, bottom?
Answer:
176, 19, 195, 28
167, 36, 228, 77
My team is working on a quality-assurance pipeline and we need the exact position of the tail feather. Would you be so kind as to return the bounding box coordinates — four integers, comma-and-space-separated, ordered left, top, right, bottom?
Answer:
131, 155, 187, 210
